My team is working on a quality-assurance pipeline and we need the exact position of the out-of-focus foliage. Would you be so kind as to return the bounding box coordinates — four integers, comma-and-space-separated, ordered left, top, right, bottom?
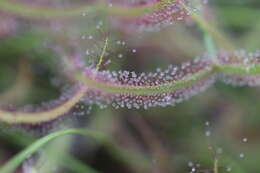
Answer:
0, 0, 260, 173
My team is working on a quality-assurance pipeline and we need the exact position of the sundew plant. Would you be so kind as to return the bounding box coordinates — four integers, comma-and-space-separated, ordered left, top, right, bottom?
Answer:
0, 0, 260, 172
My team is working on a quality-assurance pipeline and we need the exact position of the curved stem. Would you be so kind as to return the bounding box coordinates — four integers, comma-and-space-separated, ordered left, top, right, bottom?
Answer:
1, 57, 260, 124
0, 56, 259, 125
75, 67, 217, 95
0, 129, 105, 173
0, 128, 150, 173
0, 87, 87, 124
0, 0, 174, 19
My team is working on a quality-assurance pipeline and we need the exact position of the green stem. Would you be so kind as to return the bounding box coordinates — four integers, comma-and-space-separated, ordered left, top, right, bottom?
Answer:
0, 0, 174, 19
75, 67, 216, 95
180, 2, 234, 50
0, 128, 150, 173
203, 30, 217, 59
0, 129, 104, 173
214, 157, 219, 173
198, 7, 217, 58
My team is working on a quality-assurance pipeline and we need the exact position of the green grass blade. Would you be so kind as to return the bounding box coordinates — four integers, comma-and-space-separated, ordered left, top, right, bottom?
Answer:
0, 129, 104, 173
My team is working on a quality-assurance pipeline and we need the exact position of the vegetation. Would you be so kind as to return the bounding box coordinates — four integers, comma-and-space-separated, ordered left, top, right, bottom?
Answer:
0, 0, 259, 172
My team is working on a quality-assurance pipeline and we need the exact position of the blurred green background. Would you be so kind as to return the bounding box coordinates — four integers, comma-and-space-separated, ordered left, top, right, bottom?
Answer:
0, 0, 260, 172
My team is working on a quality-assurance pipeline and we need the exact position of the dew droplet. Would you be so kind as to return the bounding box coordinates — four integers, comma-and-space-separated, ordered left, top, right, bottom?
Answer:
188, 161, 193, 167
242, 138, 248, 143
226, 167, 232, 172
205, 130, 211, 137
239, 153, 245, 158
118, 54, 123, 58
